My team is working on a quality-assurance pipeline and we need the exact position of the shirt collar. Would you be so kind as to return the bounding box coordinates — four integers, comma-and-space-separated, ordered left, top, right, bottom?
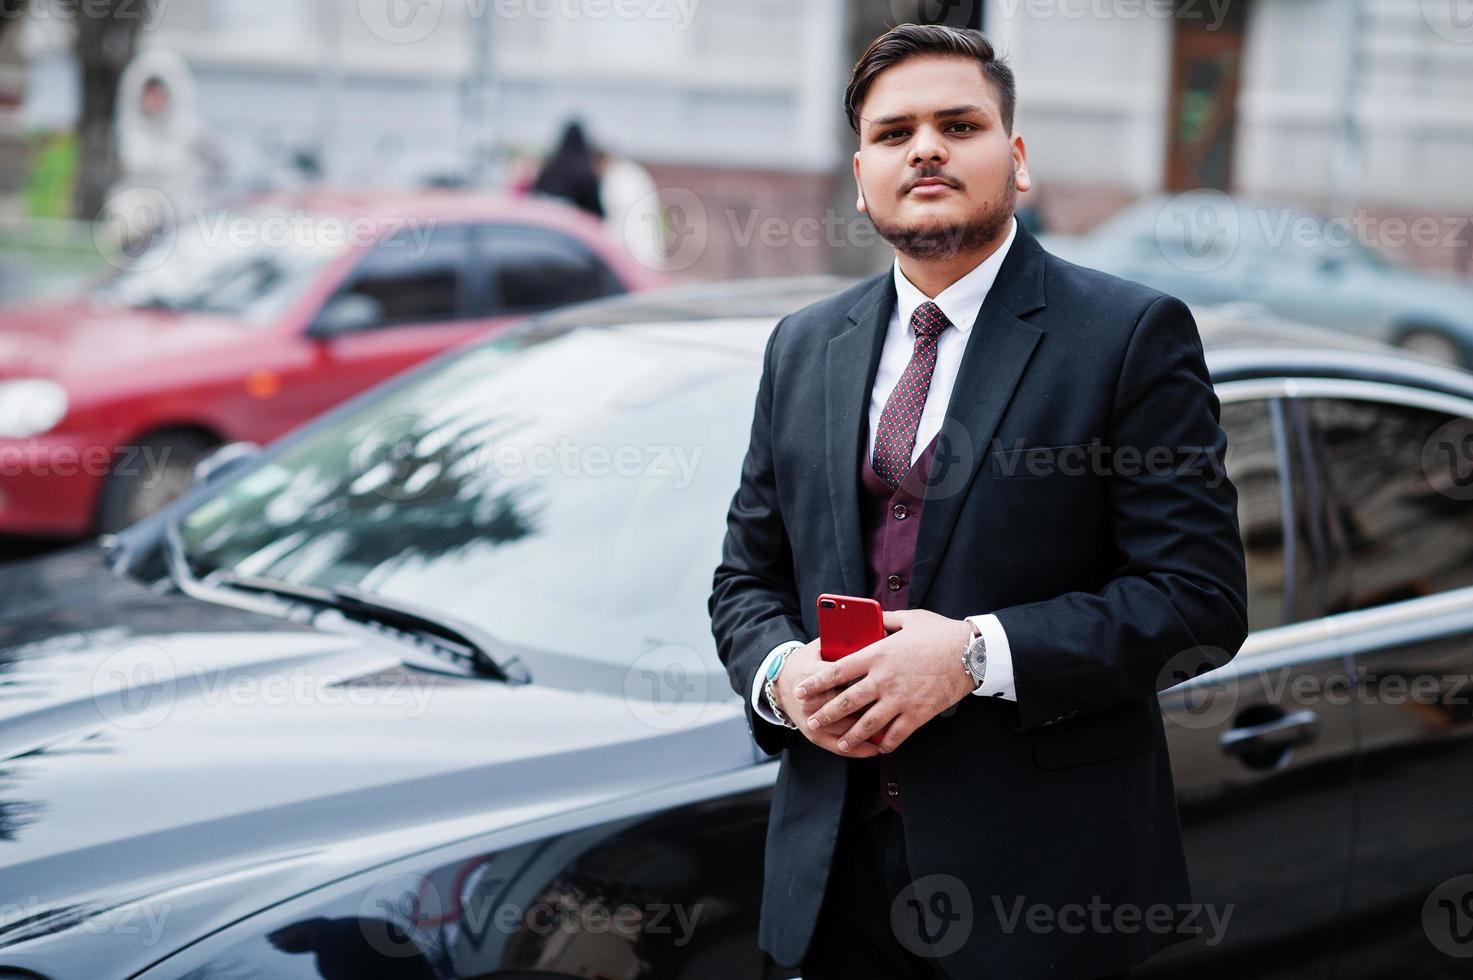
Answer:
891, 214, 1018, 337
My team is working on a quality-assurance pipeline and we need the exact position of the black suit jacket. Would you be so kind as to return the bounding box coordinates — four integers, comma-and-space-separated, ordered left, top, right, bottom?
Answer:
708, 221, 1249, 978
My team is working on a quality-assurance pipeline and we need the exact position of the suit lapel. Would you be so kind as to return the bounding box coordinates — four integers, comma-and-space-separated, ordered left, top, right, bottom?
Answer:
825, 273, 894, 598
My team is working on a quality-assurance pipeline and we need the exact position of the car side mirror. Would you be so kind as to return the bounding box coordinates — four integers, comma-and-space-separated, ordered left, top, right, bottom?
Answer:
192, 441, 261, 488
310, 292, 384, 337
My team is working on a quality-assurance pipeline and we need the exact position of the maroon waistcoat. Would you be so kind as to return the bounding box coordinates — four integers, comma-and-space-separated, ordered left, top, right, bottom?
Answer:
844, 429, 941, 825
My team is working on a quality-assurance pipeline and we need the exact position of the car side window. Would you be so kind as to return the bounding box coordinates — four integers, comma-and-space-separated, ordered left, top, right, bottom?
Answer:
481, 224, 624, 315
328, 224, 472, 331
1307, 398, 1473, 612
1222, 398, 1292, 631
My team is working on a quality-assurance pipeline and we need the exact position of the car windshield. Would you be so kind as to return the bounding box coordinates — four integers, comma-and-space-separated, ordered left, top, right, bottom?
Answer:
174, 319, 762, 676
92, 208, 350, 324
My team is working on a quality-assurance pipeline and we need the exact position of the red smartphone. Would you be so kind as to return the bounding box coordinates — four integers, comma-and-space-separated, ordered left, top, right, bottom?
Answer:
816, 594, 888, 744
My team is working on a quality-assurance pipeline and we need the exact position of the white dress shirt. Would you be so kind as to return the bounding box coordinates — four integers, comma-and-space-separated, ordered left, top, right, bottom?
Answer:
751, 216, 1020, 726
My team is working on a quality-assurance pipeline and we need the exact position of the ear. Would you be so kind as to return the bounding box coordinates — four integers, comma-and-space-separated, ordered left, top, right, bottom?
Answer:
852, 150, 867, 214
1011, 132, 1032, 194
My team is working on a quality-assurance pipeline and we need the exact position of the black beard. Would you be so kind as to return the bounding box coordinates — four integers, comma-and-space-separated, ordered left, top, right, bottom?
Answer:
869, 171, 1017, 260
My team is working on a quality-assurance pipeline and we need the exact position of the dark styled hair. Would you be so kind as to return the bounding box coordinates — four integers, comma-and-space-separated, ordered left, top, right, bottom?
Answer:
844, 24, 1016, 136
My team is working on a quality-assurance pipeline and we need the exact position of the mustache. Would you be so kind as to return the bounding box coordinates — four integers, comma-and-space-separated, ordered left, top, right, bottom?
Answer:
904, 169, 963, 193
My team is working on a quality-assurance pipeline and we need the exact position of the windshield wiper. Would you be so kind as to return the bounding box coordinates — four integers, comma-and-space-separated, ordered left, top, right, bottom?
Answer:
212, 570, 530, 683
162, 525, 528, 682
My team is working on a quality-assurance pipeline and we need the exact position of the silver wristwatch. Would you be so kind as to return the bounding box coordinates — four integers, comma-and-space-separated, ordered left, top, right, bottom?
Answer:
962, 616, 988, 690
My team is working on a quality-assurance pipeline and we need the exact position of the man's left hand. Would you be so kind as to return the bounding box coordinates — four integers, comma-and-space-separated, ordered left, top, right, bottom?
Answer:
794, 609, 976, 754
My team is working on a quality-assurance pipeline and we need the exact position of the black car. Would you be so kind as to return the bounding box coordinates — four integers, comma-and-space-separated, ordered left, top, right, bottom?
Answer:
2, 281, 1473, 978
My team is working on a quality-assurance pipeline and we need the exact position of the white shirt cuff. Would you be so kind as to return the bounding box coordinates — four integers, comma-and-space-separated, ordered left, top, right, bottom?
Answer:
751, 639, 804, 724
966, 614, 1016, 701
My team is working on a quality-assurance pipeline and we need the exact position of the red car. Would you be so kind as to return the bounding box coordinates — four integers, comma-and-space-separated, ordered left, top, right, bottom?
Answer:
0, 191, 665, 537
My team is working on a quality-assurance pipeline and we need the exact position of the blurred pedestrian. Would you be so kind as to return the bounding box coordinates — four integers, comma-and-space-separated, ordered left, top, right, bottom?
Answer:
104, 49, 215, 252
531, 120, 604, 219
596, 148, 664, 270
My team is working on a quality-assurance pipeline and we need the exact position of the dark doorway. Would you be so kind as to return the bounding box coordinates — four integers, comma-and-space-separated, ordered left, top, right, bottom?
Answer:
1165, 0, 1251, 191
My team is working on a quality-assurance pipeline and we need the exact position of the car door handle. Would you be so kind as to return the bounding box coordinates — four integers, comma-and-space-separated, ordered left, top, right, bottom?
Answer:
1219, 709, 1319, 755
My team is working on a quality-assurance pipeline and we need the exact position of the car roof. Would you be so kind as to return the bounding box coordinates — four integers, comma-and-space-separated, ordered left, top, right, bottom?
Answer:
521, 276, 1473, 402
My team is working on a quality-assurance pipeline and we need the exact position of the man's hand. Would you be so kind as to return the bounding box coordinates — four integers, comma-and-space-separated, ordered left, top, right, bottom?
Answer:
774, 638, 880, 758
794, 609, 976, 753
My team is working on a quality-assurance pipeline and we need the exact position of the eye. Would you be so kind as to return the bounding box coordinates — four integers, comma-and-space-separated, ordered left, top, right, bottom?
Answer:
947, 122, 978, 134
881, 129, 909, 141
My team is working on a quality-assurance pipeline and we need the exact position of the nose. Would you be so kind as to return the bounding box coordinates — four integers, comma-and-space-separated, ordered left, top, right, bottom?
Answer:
909, 123, 949, 167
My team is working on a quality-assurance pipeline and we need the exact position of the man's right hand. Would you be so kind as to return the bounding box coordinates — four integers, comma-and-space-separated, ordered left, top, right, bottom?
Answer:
775, 638, 880, 758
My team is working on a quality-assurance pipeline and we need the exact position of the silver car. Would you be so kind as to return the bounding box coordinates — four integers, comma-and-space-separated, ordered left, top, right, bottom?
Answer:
1042, 192, 1473, 368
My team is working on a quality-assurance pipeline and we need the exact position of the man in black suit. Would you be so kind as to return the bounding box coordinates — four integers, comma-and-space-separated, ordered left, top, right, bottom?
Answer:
708, 24, 1249, 980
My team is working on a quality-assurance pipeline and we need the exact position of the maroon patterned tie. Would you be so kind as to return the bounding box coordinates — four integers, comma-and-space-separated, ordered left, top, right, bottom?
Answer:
871, 300, 952, 489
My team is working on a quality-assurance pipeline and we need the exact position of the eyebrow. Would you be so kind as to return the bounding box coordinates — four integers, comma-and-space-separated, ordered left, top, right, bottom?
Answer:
865, 104, 985, 131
